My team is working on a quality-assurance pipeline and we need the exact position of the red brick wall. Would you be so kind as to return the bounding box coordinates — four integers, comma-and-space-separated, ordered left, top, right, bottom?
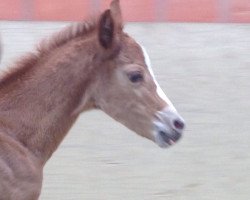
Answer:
0, 0, 250, 22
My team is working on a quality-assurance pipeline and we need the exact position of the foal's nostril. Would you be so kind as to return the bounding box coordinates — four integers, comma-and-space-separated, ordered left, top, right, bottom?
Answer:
173, 119, 185, 130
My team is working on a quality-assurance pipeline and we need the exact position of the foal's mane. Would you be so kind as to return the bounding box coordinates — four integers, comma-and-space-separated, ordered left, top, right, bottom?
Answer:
0, 18, 98, 88
38, 18, 97, 54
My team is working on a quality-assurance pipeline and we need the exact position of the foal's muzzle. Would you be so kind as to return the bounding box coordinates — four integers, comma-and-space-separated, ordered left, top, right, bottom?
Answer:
153, 107, 185, 148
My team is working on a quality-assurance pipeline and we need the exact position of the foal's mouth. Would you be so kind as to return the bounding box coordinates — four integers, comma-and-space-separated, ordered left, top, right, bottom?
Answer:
153, 124, 183, 148
153, 108, 185, 148
158, 129, 182, 146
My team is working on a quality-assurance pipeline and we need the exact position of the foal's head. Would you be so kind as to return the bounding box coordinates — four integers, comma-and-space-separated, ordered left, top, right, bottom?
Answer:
91, 0, 185, 148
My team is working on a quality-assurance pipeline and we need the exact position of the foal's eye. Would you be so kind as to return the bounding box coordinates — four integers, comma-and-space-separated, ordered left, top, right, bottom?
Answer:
128, 72, 144, 83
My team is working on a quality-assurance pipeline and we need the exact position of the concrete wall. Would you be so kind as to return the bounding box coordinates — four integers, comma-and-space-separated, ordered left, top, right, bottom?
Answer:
0, 0, 250, 22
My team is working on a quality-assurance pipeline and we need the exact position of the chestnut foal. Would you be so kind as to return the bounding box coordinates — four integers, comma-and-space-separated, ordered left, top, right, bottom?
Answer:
0, 0, 185, 199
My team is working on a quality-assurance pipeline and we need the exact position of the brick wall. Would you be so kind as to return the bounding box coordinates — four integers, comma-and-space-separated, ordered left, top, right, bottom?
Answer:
0, 0, 250, 22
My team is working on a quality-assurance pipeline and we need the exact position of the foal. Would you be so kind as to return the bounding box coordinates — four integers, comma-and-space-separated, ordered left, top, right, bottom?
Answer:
0, 0, 185, 199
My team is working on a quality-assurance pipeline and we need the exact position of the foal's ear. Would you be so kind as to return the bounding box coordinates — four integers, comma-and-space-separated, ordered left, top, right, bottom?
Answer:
98, 0, 123, 49
110, 0, 123, 30
98, 10, 114, 49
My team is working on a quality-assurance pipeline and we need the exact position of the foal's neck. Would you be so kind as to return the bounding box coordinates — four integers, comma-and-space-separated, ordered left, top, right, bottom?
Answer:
0, 39, 97, 163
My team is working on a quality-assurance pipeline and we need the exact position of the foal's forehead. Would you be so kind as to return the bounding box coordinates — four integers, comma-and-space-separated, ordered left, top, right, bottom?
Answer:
120, 34, 145, 64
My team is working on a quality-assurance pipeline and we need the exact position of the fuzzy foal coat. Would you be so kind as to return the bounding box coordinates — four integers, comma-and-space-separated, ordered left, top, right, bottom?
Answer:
0, 14, 112, 200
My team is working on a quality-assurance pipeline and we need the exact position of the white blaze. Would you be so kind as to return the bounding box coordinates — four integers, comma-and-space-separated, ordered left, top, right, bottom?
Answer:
139, 45, 176, 112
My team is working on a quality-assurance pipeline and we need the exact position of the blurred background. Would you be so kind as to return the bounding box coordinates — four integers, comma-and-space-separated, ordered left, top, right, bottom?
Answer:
0, 1, 250, 200
0, 0, 250, 22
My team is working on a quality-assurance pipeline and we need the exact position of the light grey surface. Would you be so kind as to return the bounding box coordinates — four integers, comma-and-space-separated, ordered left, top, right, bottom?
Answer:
1, 21, 250, 200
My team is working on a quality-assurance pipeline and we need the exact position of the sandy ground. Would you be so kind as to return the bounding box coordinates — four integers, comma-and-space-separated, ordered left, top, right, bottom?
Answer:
0, 21, 250, 200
